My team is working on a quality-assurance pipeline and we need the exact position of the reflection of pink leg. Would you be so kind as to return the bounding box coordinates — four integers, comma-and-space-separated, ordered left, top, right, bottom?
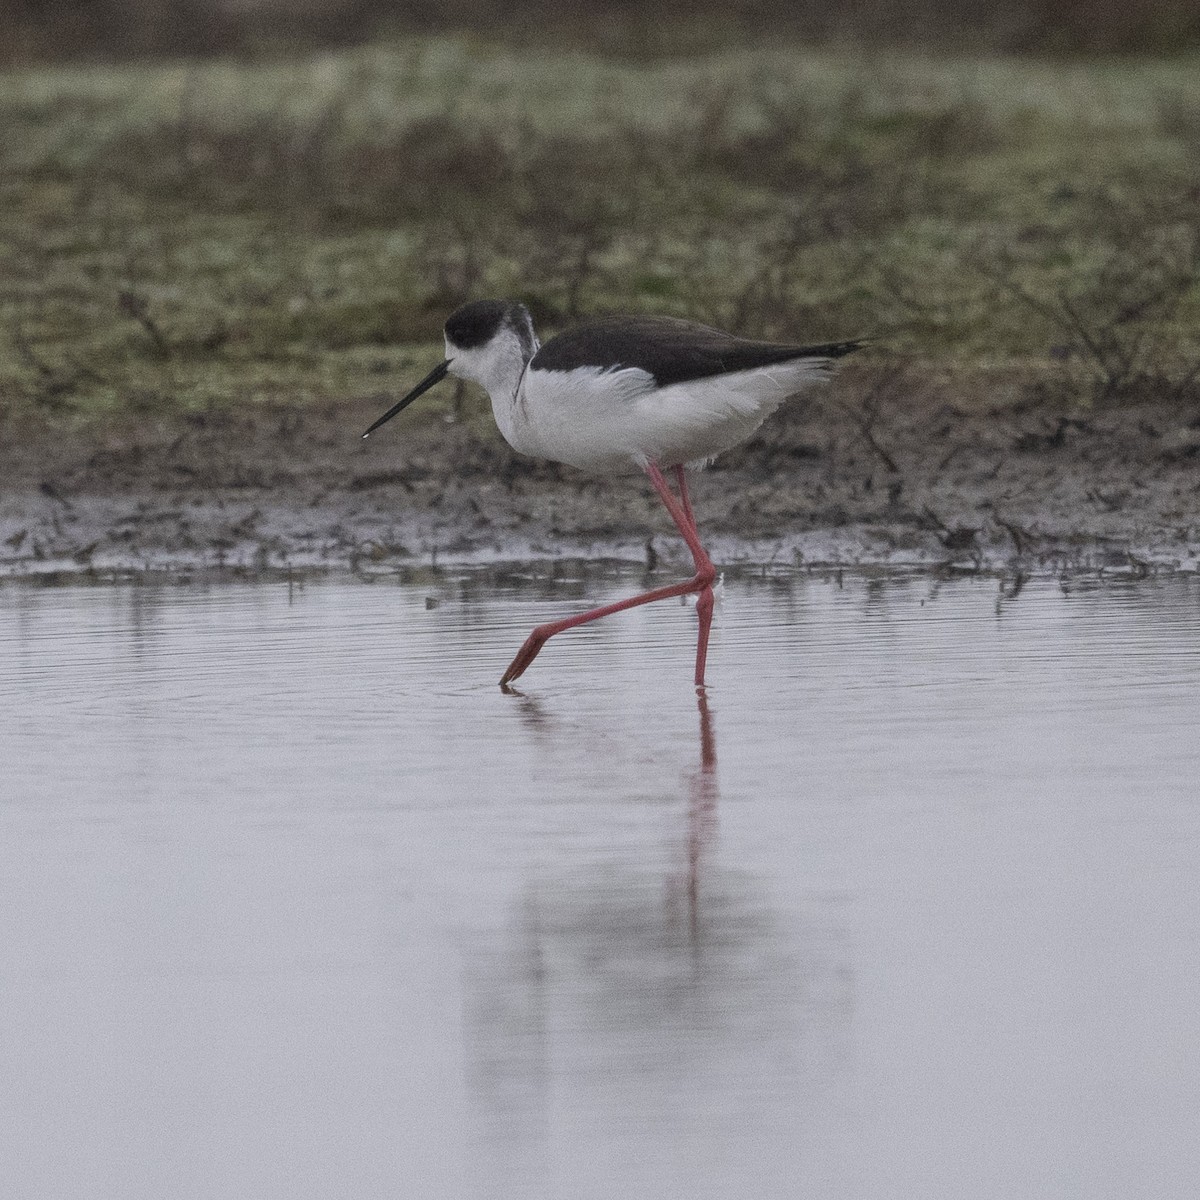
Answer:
687, 687, 719, 939
499, 461, 718, 688
674, 465, 714, 688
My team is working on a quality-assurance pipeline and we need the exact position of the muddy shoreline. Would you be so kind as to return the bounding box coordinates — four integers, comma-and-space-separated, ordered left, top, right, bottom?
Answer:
3, 378, 1200, 579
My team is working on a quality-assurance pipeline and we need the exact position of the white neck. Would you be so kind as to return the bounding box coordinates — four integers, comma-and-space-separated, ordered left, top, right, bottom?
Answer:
446, 327, 538, 447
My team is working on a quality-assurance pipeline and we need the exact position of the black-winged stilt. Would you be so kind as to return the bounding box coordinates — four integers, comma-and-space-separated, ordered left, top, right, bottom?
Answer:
362, 300, 863, 689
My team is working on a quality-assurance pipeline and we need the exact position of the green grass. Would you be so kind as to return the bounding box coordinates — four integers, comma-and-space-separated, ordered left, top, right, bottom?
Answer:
4, 38, 1200, 424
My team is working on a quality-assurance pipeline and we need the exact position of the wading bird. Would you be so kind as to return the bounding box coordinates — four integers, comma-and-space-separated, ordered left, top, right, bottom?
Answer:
363, 301, 862, 688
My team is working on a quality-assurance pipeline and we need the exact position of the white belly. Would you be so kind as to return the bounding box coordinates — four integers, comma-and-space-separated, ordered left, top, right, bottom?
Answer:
498, 361, 829, 472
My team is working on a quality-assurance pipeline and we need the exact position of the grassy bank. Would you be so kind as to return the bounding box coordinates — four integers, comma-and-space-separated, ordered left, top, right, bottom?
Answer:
3, 38, 1200, 428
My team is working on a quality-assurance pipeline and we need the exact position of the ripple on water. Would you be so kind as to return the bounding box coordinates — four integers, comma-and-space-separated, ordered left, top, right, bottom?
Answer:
1, 570, 1200, 1199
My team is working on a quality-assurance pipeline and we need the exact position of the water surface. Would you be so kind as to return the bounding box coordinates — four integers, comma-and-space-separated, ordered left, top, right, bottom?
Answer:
2, 569, 1199, 1199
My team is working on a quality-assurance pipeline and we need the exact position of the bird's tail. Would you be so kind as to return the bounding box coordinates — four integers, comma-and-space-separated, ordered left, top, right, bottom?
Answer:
789, 338, 869, 371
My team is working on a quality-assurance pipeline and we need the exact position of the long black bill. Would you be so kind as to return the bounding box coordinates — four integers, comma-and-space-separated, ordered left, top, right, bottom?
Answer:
361, 360, 451, 439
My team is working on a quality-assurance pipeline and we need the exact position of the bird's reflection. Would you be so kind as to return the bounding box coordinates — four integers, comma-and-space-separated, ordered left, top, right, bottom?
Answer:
507, 687, 554, 735
678, 689, 719, 944
463, 688, 851, 1195
507, 685, 721, 933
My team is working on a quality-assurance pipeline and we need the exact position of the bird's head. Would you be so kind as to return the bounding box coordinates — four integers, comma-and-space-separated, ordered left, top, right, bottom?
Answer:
362, 300, 538, 439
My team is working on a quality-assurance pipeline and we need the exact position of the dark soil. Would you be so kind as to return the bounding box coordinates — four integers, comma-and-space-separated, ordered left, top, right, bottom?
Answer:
3, 372, 1200, 578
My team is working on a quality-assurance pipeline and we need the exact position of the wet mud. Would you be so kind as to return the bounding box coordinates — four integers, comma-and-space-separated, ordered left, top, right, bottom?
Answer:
3, 374, 1199, 577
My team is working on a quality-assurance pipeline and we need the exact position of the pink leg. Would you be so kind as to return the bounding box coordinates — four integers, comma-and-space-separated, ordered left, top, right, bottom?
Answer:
500, 462, 718, 688
693, 583, 715, 687
673, 465, 698, 535
675, 465, 715, 687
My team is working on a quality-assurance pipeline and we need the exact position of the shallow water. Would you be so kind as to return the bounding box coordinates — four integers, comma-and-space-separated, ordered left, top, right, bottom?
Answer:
2, 568, 1199, 1200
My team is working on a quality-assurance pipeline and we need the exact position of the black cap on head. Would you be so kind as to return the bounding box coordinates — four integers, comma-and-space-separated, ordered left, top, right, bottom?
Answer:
444, 300, 509, 350
443, 299, 535, 355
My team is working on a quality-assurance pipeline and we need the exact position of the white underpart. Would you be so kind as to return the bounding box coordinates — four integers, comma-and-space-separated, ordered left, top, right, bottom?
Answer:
518, 359, 835, 471
446, 327, 835, 472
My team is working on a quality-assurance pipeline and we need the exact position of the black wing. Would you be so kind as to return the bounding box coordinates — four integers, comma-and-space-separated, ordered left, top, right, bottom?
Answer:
531, 316, 864, 387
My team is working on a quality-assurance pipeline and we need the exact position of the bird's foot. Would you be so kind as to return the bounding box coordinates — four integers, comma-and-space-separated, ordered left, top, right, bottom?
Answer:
499, 626, 552, 689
